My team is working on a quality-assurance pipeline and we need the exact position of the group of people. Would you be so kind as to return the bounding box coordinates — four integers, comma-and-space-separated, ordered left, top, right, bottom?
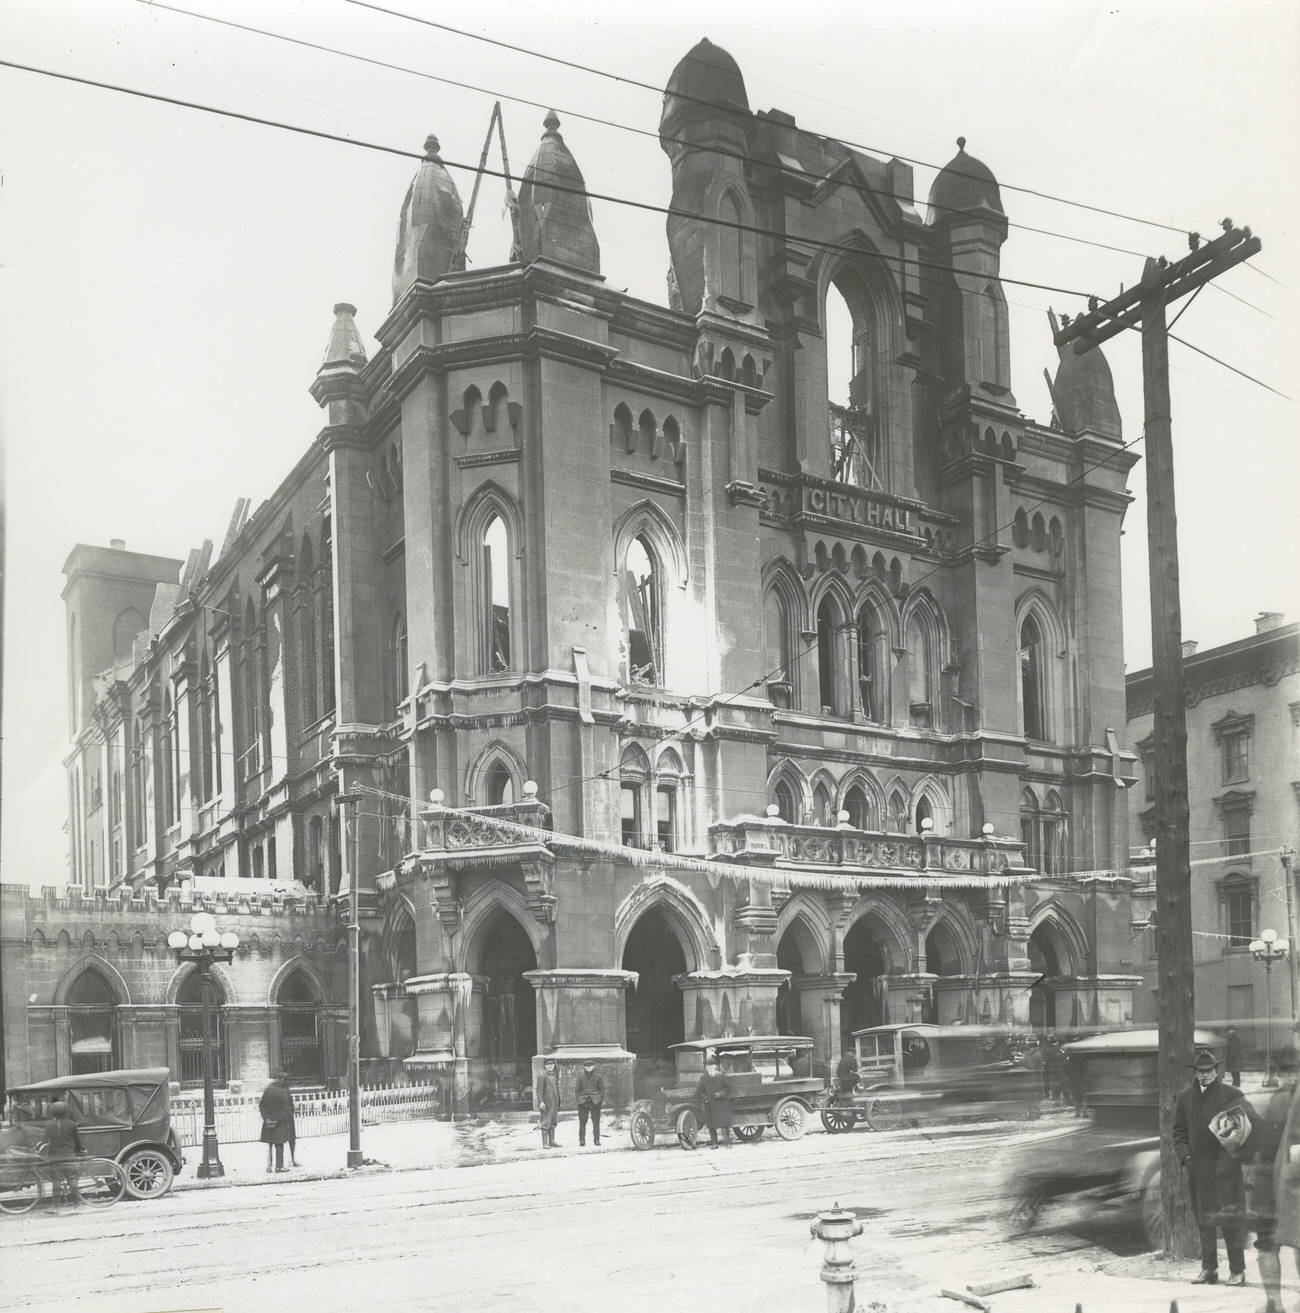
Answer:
535, 1058, 606, 1148
1174, 1045, 1300, 1311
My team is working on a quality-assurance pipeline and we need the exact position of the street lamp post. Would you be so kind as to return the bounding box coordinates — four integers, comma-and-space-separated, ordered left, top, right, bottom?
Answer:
335, 792, 364, 1169
167, 912, 240, 1178
1250, 928, 1290, 1090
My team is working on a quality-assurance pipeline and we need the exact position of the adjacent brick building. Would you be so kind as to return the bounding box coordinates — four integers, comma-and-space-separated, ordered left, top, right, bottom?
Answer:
1127, 615, 1300, 1045
9, 38, 1145, 1105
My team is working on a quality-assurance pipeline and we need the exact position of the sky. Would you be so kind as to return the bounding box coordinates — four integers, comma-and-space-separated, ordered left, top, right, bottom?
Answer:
2, 0, 1297, 886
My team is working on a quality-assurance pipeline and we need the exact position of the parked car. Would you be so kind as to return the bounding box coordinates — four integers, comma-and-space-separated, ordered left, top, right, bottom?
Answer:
4, 1067, 184, 1199
999, 1028, 1225, 1244
629, 1036, 824, 1149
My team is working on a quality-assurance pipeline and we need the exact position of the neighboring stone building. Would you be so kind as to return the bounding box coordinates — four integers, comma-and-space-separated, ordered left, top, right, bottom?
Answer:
1127, 615, 1300, 1044
10, 38, 1145, 1105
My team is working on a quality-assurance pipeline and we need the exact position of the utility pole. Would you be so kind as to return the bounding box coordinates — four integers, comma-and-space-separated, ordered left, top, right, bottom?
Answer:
336, 791, 364, 1169
1054, 221, 1261, 1261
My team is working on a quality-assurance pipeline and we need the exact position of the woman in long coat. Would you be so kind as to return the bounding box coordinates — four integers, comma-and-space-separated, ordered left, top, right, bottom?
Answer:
259, 1072, 296, 1172
536, 1058, 560, 1149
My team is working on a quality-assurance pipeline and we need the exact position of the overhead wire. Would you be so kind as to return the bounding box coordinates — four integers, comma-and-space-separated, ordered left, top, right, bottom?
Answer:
139, 0, 1176, 271
0, 54, 1109, 306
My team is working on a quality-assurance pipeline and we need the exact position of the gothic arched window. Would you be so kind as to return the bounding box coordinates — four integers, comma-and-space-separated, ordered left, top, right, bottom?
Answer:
1020, 614, 1046, 741
483, 515, 512, 673
856, 601, 889, 722
623, 535, 663, 686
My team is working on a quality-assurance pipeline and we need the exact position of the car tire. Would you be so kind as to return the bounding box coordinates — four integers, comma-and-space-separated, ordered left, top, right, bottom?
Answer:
120, 1148, 175, 1200
629, 1110, 656, 1150
675, 1107, 700, 1150
820, 1105, 857, 1134
865, 1091, 904, 1133
733, 1124, 764, 1142
773, 1099, 807, 1141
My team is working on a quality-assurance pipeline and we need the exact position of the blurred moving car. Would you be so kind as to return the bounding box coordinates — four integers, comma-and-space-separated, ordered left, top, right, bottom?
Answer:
1001, 1028, 1224, 1244
4, 1068, 184, 1199
823, 1023, 1044, 1133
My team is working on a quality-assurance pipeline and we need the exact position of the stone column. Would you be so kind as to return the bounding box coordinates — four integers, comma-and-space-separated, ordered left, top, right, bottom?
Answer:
676, 967, 791, 1041
523, 969, 637, 1110
883, 974, 937, 1025
791, 972, 856, 1064
403, 972, 486, 1116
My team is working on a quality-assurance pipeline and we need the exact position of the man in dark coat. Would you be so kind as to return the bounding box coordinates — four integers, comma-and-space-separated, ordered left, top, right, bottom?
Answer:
835, 1051, 859, 1099
696, 1056, 733, 1149
1043, 1032, 1066, 1102
575, 1060, 604, 1147
1172, 1047, 1259, 1286
536, 1057, 560, 1149
259, 1072, 296, 1173
1242, 1048, 1299, 1313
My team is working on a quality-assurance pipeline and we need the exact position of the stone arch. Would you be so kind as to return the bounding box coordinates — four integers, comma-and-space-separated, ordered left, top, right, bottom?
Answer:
54, 954, 131, 1006
455, 480, 524, 565
465, 739, 529, 805
839, 769, 885, 830
775, 893, 832, 977
612, 499, 687, 590
840, 898, 915, 973
1027, 902, 1089, 978
164, 959, 239, 1007
716, 181, 756, 304
613, 875, 719, 971
457, 881, 549, 974
926, 906, 978, 975
378, 893, 419, 985
1015, 587, 1070, 744
267, 954, 330, 1006
808, 767, 839, 826
911, 774, 953, 834
768, 759, 810, 824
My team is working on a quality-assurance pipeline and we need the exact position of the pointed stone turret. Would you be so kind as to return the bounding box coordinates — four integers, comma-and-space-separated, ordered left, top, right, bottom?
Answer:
1049, 312, 1121, 439
392, 135, 465, 304
517, 112, 600, 275
310, 303, 368, 428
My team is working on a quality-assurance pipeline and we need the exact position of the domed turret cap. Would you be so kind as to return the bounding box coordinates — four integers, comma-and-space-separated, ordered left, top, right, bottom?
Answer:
927, 138, 1004, 224
1052, 338, 1122, 439
518, 112, 600, 275
391, 134, 465, 303
661, 38, 748, 144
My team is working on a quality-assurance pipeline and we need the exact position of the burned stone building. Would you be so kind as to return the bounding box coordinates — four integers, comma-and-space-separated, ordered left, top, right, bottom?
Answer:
11, 38, 1142, 1104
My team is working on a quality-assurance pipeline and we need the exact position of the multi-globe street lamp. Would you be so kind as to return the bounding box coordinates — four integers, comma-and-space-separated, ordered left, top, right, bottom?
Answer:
1249, 928, 1289, 1090
167, 912, 240, 1178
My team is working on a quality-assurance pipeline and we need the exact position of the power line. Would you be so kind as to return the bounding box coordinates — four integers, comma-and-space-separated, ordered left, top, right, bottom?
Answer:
0, 56, 1105, 303
1167, 330, 1293, 402
346, 0, 1202, 241
139, 0, 1177, 272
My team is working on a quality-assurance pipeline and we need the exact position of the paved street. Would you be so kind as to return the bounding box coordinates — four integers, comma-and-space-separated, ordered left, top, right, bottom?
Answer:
0, 1119, 1267, 1313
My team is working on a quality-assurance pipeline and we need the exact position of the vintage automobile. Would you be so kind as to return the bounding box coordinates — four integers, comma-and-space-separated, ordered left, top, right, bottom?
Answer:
628, 1036, 824, 1150
3, 1067, 185, 1199
999, 1028, 1226, 1242
821, 1023, 1044, 1133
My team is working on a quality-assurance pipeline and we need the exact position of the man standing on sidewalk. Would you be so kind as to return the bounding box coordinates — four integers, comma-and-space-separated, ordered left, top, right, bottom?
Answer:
536, 1057, 560, 1149
696, 1055, 733, 1149
576, 1060, 604, 1147
1173, 1047, 1258, 1287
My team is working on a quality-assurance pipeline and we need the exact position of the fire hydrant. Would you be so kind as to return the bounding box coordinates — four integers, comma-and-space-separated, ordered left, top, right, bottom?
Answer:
809, 1203, 864, 1313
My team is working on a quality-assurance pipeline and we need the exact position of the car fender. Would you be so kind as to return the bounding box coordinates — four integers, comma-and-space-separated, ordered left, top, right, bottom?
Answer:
117, 1136, 184, 1172
1124, 1146, 1161, 1197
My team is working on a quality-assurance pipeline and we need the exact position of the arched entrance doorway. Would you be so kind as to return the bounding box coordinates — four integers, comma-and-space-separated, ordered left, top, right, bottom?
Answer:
177, 971, 226, 1087
776, 933, 804, 1036
622, 909, 687, 1096
841, 918, 891, 1046
1028, 925, 1064, 1031
924, 921, 963, 1023
477, 911, 538, 1107
68, 970, 119, 1075
278, 969, 324, 1084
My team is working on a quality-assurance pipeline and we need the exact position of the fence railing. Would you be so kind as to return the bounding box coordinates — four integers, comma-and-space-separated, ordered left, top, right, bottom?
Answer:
171, 1082, 446, 1148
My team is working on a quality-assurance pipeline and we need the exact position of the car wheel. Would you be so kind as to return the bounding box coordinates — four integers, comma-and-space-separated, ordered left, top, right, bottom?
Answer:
0, 1167, 42, 1215
773, 1099, 807, 1141
629, 1110, 656, 1150
121, 1148, 175, 1199
675, 1107, 700, 1150
733, 1124, 764, 1142
1141, 1173, 1165, 1250
865, 1092, 904, 1133
1008, 1188, 1046, 1233
820, 1105, 857, 1134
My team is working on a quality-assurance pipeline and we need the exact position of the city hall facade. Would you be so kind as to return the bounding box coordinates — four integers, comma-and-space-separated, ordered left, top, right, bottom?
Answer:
5, 39, 1142, 1105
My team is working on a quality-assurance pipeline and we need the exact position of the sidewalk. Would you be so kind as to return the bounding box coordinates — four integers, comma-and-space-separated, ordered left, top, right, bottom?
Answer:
172, 1110, 627, 1188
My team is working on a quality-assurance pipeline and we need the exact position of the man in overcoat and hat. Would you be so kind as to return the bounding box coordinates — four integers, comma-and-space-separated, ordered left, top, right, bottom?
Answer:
1172, 1046, 1259, 1286
536, 1057, 560, 1149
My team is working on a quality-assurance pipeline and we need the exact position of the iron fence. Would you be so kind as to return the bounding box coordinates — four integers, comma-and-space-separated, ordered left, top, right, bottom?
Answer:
171, 1081, 447, 1148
